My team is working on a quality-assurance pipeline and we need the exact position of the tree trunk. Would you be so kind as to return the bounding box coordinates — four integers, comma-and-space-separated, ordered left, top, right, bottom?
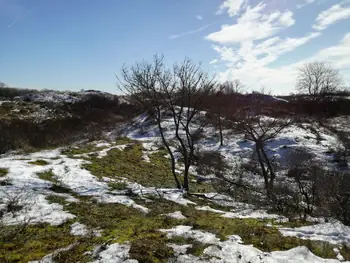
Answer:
255, 143, 269, 190
218, 113, 223, 146
183, 164, 190, 192
157, 120, 182, 189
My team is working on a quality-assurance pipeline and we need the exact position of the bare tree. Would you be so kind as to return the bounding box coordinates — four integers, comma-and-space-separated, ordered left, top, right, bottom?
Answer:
235, 106, 293, 198
118, 55, 215, 191
221, 79, 244, 94
296, 61, 342, 98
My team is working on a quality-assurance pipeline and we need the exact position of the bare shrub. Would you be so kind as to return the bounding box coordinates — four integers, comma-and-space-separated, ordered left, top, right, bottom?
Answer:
118, 55, 215, 191
296, 61, 342, 99
235, 106, 293, 198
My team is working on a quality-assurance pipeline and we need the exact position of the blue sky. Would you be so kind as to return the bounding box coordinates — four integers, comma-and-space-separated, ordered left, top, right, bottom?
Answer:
0, 0, 349, 94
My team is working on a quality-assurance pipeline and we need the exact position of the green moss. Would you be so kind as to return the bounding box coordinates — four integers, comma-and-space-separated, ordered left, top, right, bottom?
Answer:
29, 159, 49, 166
108, 181, 128, 191
51, 239, 95, 263
129, 236, 174, 263
64, 200, 182, 262
46, 195, 70, 206
49, 184, 73, 194
37, 170, 57, 183
179, 209, 339, 259
83, 142, 176, 188
170, 236, 209, 257
341, 245, 350, 261
0, 223, 78, 263
0, 168, 8, 177
115, 136, 134, 145
61, 141, 112, 157
62, 145, 100, 156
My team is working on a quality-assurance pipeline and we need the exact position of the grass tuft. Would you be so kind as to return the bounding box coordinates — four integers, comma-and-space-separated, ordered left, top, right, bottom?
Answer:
0, 223, 78, 263
37, 170, 57, 183
83, 142, 176, 188
29, 159, 49, 166
0, 168, 8, 177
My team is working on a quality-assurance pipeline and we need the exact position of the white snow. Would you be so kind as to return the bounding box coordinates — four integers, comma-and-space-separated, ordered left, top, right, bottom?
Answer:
196, 205, 286, 221
168, 243, 192, 256
161, 225, 220, 244
0, 148, 150, 225
279, 221, 350, 245
161, 225, 349, 263
28, 243, 77, 263
95, 142, 112, 148
166, 211, 187, 219
70, 222, 89, 236
91, 243, 138, 263
222, 209, 286, 220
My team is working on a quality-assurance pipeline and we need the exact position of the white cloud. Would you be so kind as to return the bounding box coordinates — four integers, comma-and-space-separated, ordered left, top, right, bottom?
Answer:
212, 33, 350, 94
297, 0, 316, 9
309, 33, 350, 68
196, 15, 203, 20
216, 0, 246, 17
206, 3, 295, 44
207, 1, 350, 94
169, 24, 213, 40
313, 4, 350, 30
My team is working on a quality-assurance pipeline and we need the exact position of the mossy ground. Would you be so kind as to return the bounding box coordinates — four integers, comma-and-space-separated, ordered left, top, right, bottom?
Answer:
61, 137, 133, 158
28, 159, 49, 166
0, 168, 8, 177
1, 138, 348, 262
82, 140, 214, 192
37, 169, 57, 183
83, 142, 177, 188
0, 222, 84, 263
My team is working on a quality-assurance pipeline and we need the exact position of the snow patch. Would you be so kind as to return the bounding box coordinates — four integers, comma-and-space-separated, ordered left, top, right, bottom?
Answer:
91, 243, 138, 263
166, 211, 187, 219
70, 222, 89, 236
279, 221, 350, 245
161, 225, 347, 263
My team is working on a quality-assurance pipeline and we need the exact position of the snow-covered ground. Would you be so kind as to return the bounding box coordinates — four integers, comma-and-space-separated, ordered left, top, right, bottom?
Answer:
1, 110, 350, 262
161, 225, 349, 263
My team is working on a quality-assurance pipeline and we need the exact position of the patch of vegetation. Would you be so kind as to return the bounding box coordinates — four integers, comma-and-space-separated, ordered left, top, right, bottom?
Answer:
83, 141, 215, 193
129, 237, 174, 263
341, 245, 350, 261
0, 168, 8, 177
115, 136, 134, 145
61, 144, 103, 157
49, 184, 74, 195
37, 170, 57, 183
65, 200, 183, 262
0, 179, 12, 186
170, 236, 209, 257
46, 195, 70, 206
0, 222, 79, 263
51, 239, 95, 263
181, 209, 340, 260
29, 159, 49, 166
108, 181, 128, 191
83, 142, 177, 188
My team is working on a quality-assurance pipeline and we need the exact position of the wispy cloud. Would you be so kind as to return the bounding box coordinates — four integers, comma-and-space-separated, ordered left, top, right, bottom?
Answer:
0, 0, 31, 28
313, 4, 350, 30
7, 19, 17, 27
169, 23, 214, 40
297, 0, 316, 9
196, 15, 203, 20
206, 1, 335, 94
207, 3, 295, 44
216, 0, 246, 17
